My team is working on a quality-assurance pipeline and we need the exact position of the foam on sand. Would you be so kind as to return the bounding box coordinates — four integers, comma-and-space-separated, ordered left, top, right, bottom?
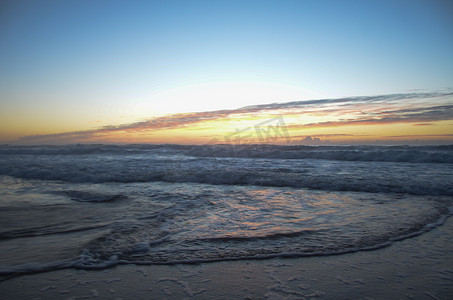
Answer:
1, 216, 452, 299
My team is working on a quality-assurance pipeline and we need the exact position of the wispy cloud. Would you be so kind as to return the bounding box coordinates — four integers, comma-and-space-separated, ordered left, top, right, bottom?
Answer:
288, 104, 453, 129
19, 110, 237, 143
17, 92, 453, 144
291, 133, 371, 138
387, 134, 453, 138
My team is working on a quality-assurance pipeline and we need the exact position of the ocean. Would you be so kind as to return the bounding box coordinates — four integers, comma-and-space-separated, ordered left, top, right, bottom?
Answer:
0, 144, 452, 277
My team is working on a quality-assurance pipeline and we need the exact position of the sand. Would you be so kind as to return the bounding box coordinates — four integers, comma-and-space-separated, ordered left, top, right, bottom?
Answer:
1, 218, 452, 299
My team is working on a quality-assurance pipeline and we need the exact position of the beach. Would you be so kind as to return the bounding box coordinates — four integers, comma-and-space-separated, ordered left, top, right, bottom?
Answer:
2, 0, 453, 298
1, 216, 452, 299
0, 144, 452, 299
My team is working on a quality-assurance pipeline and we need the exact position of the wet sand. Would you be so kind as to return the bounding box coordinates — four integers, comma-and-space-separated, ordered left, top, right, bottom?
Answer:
1, 218, 452, 299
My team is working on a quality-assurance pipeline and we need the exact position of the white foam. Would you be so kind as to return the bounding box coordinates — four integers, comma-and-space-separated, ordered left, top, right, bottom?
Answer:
1, 145, 452, 197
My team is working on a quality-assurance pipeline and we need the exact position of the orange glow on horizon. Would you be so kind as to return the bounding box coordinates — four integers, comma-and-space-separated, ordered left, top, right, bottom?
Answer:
4, 93, 453, 145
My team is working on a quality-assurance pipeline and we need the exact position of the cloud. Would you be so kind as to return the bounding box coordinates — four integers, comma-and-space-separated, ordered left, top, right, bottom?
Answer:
239, 92, 451, 110
288, 104, 453, 129
387, 134, 453, 138
18, 109, 237, 143
301, 136, 321, 142
291, 133, 370, 138
17, 92, 453, 144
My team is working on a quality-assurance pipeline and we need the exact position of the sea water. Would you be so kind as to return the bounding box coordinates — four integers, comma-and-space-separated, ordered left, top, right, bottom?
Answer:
0, 144, 452, 276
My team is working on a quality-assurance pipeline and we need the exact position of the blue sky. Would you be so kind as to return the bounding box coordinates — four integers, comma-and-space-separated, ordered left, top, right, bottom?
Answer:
0, 0, 452, 142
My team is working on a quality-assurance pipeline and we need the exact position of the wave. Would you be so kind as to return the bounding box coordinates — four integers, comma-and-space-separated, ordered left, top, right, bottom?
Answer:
1, 173, 452, 279
0, 223, 110, 239
2, 205, 451, 278
186, 144, 453, 163
0, 144, 190, 156
59, 191, 128, 202
199, 229, 321, 242
1, 144, 452, 163
0, 144, 452, 196
0, 169, 452, 197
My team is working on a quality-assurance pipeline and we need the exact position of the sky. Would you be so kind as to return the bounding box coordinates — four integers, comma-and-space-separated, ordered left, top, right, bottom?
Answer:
0, 0, 452, 145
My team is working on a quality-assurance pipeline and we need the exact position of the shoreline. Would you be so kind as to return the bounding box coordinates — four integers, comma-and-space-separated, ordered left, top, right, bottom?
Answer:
1, 218, 452, 299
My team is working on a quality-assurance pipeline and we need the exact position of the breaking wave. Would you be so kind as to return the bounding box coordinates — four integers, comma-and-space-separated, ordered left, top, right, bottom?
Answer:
1, 144, 452, 163
0, 144, 452, 196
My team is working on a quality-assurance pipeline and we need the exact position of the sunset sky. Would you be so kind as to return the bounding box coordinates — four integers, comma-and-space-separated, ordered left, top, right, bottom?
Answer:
1, 0, 452, 145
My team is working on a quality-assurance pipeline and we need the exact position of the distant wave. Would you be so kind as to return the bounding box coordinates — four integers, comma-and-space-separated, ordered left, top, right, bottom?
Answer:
1, 144, 452, 163
0, 144, 191, 155
0, 144, 452, 196
186, 144, 453, 163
